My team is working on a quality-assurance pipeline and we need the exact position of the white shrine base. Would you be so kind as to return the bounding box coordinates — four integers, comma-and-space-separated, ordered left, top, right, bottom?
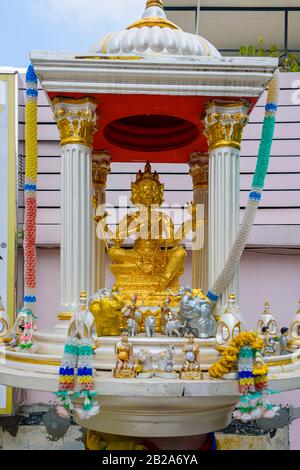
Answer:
1, 330, 300, 437
1, 362, 300, 436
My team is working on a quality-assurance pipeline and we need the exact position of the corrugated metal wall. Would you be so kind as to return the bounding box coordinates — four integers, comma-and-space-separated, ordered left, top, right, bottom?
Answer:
17, 72, 300, 246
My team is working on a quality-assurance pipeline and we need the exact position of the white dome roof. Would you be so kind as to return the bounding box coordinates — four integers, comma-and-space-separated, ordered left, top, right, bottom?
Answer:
91, 0, 221, 58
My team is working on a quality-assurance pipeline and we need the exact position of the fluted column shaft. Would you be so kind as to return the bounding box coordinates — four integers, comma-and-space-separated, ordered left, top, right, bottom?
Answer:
189, 153, 209, 291
204, 100, 249, 314
208, 146, 240, 310
52, 98, 98, 317
92, 152, 111, 292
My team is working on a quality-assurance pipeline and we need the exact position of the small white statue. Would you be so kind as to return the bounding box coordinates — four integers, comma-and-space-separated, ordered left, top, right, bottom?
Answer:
144, 315, 156, 337
135, 346, 178, 379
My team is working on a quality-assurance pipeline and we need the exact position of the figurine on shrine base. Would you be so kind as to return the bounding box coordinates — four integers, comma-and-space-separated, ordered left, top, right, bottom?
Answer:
155, 346, 178, 379
89, 287, 125, 337
144, 315, 157, 338
279, 327, 290, 355
113, 329, 136, 378
261, 326, 277, 357
180, 333, 203, 380
160, 296, 175, 335
136, 347, 178, 379
122, 295, 142, 337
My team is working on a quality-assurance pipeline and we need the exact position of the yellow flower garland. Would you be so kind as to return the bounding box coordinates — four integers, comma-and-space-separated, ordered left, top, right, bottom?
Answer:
209, 332, 265, 379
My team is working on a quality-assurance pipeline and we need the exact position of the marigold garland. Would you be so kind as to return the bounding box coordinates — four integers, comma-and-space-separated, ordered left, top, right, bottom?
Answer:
209, 332, 278, 422
209, 332, 263, 379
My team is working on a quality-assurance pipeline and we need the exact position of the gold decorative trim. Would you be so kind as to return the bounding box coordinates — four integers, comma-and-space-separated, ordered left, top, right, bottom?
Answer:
100, 33, 114, 54
75, 55, 143, 61
197, 36, 211, 57
113, 369, 136, 379
204, 101, 250, 152
92, 152, 112, 190
52, 97, 98, 148
206, 100, 247, 110
0, 319, 9, 338
0, 337, 13, 344
189, 153, 209, 189
3, 352, 60, 367
146, 0, 164, 8
209, 141, 242, 151
127, 17, 180, 30
51, 97, 97, 107
57, 313, 73, 321
180, 371, 203, 380
267, 358, 294, 367
290, 320, 300, 340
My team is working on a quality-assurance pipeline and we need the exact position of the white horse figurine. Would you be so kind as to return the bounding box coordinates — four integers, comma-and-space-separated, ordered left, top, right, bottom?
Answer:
136, 349, 155, 378
153, 346, 178, 379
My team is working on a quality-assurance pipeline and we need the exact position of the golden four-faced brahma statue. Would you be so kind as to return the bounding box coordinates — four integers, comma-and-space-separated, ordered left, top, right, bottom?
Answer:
99, 163, 196, 306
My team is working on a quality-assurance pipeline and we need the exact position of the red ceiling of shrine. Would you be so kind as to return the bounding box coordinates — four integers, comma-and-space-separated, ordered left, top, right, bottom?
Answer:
48, 92, 258, 163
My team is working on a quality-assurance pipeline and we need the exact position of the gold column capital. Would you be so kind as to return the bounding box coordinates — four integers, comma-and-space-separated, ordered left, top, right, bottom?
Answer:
92, 150, 112, 190
52, 97, 98, 148
204, 100, 250, 152
189, 152, 209, 189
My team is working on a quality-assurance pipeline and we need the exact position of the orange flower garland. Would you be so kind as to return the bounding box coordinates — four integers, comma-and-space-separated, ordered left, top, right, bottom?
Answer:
209, 332, 264, 379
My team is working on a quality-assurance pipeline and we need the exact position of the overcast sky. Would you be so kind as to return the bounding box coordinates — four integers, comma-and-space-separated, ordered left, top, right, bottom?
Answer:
1, 0, 146, 67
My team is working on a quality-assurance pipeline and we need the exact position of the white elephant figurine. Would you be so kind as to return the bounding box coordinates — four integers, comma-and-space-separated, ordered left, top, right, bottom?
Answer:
127, 318, 139, 337
165, 319, 187, 337
144, 315, 156, 337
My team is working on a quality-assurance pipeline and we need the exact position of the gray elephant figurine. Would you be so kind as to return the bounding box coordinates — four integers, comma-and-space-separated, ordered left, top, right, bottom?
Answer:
179, 292, 216, 338
127, 318, 139, 337
144, 315, 156, 337
165, 319, 187, 337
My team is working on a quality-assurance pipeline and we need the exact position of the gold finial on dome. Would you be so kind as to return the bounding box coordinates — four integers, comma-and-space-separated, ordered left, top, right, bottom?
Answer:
229, 293, 236, 301
263, 300, 271, 313
146, 0, 164, 8
127, 0, 180, 30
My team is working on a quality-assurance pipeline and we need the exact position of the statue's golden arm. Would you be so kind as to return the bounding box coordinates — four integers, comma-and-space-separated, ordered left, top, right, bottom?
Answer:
114, 213, 141, 245
96, 213, 139, 247
160, 206, 204, 247
160, 213, 175, 240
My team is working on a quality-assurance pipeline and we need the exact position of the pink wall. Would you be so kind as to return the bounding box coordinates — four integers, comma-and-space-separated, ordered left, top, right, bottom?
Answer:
240, 250, 300, 450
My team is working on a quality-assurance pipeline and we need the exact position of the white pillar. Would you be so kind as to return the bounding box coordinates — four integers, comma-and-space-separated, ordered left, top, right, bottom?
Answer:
189, 153, 209, 292
52, 98, 98, 320
204, 101, 249, 315
92, 151, 111, 293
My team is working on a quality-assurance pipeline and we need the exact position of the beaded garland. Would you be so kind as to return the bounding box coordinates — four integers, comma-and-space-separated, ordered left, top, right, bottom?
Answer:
56, 329, 99, 419
19, 308, 35, 350
19, 65, 38, 335
207, 69, 280, 303
209, 332, 278, 422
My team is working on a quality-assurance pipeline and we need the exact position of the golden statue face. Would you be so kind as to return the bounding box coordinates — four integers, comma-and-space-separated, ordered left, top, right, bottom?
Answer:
131, 162, 164, 206
132, 180, 161, 206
